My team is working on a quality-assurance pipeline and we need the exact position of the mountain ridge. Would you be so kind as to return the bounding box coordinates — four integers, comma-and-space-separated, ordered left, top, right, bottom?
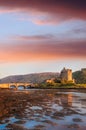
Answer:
0, 72, 59, 83
0, 69, 86, 84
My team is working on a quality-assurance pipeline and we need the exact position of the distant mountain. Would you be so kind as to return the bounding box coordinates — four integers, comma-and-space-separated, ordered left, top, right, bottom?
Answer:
0, 72, 59, 84
1, 68, 86, 84
73, 69, 86, 83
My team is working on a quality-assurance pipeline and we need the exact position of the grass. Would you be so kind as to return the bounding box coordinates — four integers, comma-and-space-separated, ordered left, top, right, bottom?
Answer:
75, 84, 86, 88
34, 83, 86, 89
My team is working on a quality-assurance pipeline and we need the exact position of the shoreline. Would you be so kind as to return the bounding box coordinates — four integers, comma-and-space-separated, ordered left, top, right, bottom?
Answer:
0, 86, 86, 90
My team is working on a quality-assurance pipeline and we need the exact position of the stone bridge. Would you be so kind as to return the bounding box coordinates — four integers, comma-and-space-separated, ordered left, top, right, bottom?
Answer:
0, 83, 34, 89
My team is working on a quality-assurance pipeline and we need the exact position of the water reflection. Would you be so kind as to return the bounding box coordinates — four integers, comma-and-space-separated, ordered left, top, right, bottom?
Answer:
0, 89, 86, 130
60, 94, 72, 107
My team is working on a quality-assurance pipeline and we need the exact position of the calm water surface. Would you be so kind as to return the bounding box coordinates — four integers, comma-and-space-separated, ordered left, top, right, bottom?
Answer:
0, 89, 86, 130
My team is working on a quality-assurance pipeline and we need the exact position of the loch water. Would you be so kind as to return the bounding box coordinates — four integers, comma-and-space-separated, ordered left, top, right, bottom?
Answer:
0, 89, 86, 130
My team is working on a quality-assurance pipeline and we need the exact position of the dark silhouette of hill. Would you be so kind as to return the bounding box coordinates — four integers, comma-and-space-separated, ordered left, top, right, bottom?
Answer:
73, 69, 86, 83
0, 72, 59, 83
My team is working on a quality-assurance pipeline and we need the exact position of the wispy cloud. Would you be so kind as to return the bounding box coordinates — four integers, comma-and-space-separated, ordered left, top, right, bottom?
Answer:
0, 38, 86, 62
12, 34, 54, 41
0, 0, 86, 25
69, 27, 86, 34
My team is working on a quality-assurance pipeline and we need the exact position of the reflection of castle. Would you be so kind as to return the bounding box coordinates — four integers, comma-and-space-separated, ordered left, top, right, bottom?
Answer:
60, 67, 74, 83
60, 94, 73, 107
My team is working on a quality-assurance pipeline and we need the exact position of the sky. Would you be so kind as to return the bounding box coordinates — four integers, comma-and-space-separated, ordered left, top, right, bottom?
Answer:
0, 0, 86, 78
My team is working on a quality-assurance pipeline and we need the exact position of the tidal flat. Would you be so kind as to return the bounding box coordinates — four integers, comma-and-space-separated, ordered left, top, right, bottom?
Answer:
0, 89, 86, 130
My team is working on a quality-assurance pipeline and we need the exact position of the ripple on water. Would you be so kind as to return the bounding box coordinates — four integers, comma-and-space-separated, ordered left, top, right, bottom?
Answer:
23, 120, 42, 129
30, 106, 43, 110
0, 117, 19, 129
51, 104, 63, 111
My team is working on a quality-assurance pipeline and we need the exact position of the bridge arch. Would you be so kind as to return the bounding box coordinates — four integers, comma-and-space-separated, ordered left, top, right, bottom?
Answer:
25, 85, 31, 89
17, 85, 25, 90
10, 85, 17, 89
0, 83, 33, 89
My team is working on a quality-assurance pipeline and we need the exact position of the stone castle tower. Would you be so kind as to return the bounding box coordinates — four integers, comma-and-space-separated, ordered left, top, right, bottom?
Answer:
60, 67, 74, 82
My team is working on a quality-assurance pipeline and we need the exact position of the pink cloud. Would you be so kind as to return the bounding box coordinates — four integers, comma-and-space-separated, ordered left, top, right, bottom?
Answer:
0, 38, 86, 63
0, 0, 86, 24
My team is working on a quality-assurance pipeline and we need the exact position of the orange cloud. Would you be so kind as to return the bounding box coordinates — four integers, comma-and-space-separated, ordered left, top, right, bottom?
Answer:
0, 39, 86, 63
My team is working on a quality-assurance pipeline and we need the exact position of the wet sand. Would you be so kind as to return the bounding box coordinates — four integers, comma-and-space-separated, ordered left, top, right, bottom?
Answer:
0, 89, 86, 130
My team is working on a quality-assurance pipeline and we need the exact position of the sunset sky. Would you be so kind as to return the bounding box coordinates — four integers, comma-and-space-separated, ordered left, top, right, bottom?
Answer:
0, 0, 86, 78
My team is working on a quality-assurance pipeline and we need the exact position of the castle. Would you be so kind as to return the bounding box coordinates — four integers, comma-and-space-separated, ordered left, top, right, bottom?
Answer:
46, 67, 74, 84
60, 67, 74, 83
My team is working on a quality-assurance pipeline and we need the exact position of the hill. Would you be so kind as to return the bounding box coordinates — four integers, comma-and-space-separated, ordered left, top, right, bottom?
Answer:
0, 68, 86, 84
0, 72, 59, 84
73, 69, 86, 83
